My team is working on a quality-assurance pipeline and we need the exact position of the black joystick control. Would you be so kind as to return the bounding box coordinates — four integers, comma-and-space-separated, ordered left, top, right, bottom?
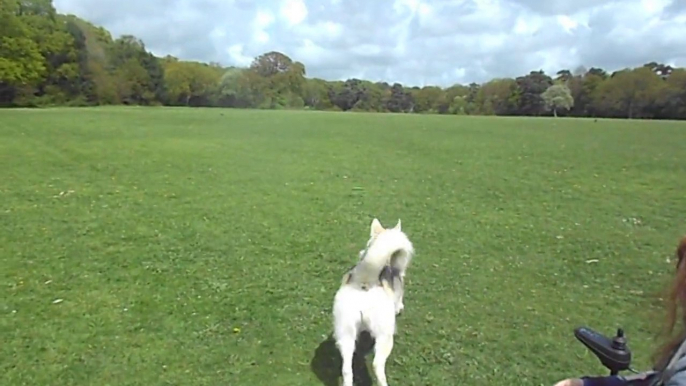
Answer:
612, 328, 627, 351
574, 326, 632, 375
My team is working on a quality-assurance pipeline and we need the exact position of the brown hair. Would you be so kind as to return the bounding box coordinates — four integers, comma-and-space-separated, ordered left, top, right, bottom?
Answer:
654, 236, 686, 369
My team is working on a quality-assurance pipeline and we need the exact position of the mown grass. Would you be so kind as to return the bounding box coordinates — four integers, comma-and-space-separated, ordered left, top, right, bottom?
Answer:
1, 106, 686, 386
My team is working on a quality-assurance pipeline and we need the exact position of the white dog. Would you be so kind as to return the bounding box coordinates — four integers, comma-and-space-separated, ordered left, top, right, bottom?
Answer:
332, 218, 415, 386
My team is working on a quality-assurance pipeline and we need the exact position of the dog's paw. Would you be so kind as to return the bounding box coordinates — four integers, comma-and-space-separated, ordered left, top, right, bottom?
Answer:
395, 302, 404, 315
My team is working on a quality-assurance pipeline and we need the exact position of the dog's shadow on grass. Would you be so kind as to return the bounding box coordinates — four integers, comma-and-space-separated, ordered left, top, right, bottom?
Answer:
311, 331, 375, 386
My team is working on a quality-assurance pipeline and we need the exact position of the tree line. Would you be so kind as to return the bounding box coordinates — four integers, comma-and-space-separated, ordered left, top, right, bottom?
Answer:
2, 0, 686, 120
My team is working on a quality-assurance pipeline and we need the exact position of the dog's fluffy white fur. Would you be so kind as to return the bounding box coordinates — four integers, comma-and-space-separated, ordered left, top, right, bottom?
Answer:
332, 218, 414, 386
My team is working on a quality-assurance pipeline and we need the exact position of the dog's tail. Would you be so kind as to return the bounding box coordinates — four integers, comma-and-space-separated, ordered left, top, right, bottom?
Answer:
349, 223, 414, 288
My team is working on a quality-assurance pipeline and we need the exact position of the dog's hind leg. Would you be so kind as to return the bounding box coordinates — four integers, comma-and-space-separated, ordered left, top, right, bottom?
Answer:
372, 334, 394, 386
394, 295, 404, 315
392, 277, 404, 315
336, 336, 356, 386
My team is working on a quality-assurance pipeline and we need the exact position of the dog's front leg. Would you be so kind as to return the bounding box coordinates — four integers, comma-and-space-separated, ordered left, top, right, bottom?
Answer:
372, 334, 394, 386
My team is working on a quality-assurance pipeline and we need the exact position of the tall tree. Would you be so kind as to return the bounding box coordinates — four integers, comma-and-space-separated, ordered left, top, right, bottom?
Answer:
475, 78, 517, 115
414, 86, 447, 113
328, 79, 366, 111
385, 83, 414, 113
250, 51, 294, 77
660, 69, 686, 119
593, 67, 664, 118
541, 84, 574, 117
556, 69, 572, 83
514, 70, 553, 116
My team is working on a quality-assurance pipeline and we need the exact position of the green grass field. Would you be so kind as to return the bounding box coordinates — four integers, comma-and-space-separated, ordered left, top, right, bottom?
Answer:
2, 107, 686, 386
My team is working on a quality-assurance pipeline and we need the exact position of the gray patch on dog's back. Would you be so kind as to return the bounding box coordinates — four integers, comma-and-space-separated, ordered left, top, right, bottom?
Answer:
345, 263, 401, 289
379, 265, 401, 285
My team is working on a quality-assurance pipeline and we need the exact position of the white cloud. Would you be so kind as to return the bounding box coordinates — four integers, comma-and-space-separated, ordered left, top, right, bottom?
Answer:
226, 44, 253, 67
640, 0, 672, 15
254, 10, 275, 28
293, 20, 343, 42
253, 9, 275, 43
53, 0, 686, 87
513, 16, 541, 35
293, 39, 334, 68
556, 15, 578, 34
350, 44, 383, 58
280, 0, 308, 26
393, 0, 417, 14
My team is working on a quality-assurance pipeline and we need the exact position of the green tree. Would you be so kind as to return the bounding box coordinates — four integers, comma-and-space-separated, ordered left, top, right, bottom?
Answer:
474, 78, 517, 115
660, 69, 686, 119
0, 0, 48, 104
514, 70, 553, 116
163, 58, 222, 106
352, 81, 385, 112
414, 86, 447, 113
541, 84, 574, 117
108, 35, 165, 105
593, 67, 664, 118
556, 69, 572, 83
301, 78, 333, 110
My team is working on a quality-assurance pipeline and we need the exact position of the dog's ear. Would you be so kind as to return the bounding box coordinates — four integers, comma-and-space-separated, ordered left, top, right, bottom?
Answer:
370, 218, 385, 237
393, 219, 401, 231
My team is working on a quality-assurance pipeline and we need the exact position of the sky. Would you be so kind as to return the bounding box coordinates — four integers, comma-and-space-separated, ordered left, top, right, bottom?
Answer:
52, 0, 686, 87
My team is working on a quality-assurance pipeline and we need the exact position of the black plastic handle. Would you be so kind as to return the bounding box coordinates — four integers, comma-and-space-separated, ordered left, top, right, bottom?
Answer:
574, 326, 632, 375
